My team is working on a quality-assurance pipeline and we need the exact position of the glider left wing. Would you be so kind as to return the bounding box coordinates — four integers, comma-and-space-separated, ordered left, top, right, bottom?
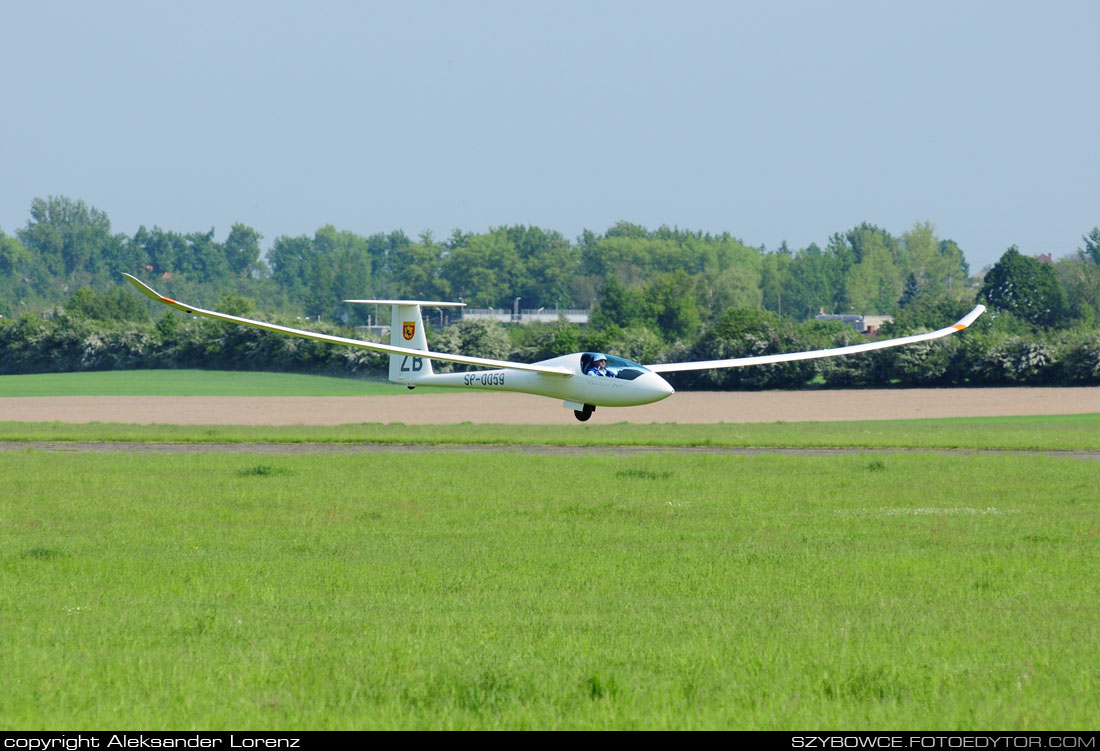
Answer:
122, 274, 573, 377
645, 304, 986, 373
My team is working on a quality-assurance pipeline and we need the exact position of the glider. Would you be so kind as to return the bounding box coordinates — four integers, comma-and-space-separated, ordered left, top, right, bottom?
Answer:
123, 273, 985, 421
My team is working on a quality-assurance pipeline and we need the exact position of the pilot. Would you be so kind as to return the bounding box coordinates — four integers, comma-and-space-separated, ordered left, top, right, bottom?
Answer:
586, 354, 613, 377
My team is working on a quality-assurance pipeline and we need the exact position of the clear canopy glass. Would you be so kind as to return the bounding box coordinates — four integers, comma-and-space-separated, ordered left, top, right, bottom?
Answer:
581, 353, 651, 380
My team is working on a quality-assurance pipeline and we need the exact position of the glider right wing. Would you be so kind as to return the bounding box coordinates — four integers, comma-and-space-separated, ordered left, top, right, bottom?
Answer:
645, 305, 986, 373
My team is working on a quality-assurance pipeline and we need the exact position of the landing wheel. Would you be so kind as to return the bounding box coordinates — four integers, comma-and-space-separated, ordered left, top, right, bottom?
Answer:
573, 404, 596, 422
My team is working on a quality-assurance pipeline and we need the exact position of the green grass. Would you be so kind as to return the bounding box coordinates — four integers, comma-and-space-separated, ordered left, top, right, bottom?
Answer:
2, 449, 1098, 729
1, 413, 1099, 451
0, 369, 451, 396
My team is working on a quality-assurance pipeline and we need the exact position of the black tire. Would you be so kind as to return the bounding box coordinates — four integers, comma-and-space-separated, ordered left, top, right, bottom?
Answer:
573, 404, 596, 422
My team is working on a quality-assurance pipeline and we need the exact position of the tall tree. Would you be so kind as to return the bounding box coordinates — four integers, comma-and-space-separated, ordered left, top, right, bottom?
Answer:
184, 229, 229, 279
224, 223, 262, 277
760, 247, 793, 315
980, 246, 1068, 328
590, 276, 641, 329
132, 226, 186, 276
500, 225, 578, 309
310, 225, 372, 321
785, 243, 845, 318
845, 233, 902, 314
0, 230, 30, 276
18, 196, 114, 281
364, 230, 411, 288
389, 238, 447, 302
900, 222, 969, 298
1055, 254, 1100, 326
841, 224, 903, 313
268, 234, 312, 296
441, 231, 522, 307
898, 273, 920, 308
639, 271, 701, 342
1082, 227, 1100, 266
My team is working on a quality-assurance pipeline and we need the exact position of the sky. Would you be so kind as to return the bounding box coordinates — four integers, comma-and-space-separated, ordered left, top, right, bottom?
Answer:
2, 0, 1097, 271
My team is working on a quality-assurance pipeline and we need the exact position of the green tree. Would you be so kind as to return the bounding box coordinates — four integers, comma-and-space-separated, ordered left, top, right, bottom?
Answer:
363, 230, 412, 289
184, 229, 229, 279
979, 246, 1069, 328
898, 273, 920, 308
680, 307, 815, 389
441, 231, 521, 307
760, 249, 793, 315
18, 196, 115, 281
0, 230, 31, 276
132, 226, 186, 276
1081, 227, 1100, 266
1055, 254, 1100, 326
785, 243, 845, 318
224, 223, 262, 277
429, 319, 512, 371
844, 227, 902, 313
63, 287, 150, 323
215, 292, 255, 317
604, 221, 651, 240
311, 225, 373, 322
879, 295, 971, 335
590, 276, 641, 330
389, 238, 447, 302
268, 235, 312, 297
502, 225, 577, 309
696, 265, 762, 314
638, 271, 701, 342
900, 222, 969, 298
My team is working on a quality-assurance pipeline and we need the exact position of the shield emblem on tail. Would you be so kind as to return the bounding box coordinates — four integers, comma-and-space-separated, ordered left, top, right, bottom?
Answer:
402, 321, 416, 341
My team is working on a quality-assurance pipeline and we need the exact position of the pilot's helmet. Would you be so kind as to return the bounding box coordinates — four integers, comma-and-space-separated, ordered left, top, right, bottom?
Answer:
591, 353, 607, 365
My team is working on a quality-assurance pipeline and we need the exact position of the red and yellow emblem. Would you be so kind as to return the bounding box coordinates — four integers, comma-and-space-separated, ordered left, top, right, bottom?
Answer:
402, 321, 416, 341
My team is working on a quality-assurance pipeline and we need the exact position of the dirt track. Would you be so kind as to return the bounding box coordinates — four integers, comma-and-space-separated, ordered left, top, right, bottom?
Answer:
2, 387, 1098, 425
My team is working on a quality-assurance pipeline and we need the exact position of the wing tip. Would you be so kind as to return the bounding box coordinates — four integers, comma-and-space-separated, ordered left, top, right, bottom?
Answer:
123, 273, 186, 309
122, 273, 161, 301
953, 304, 987, 330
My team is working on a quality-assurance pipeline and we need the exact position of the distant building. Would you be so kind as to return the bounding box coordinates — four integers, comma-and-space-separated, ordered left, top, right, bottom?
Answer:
814, 311, 894, 335
461, 307, 589, 325
861, 315, 893, 335
354, 325, 391, 338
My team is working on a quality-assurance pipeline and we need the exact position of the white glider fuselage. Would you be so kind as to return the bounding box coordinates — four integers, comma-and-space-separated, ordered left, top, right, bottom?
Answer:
405, 354, 675, 407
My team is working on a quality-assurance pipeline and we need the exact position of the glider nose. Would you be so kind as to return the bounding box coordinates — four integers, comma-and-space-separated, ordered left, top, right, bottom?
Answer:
643, 372, 675, 403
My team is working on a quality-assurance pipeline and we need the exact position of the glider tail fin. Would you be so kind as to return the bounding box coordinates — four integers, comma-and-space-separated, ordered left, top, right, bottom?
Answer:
343, 299, 466, 384
387, 303, 433, 383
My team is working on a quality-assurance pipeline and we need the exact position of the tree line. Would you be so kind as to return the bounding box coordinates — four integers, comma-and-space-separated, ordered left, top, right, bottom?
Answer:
1, 195, 1099, 387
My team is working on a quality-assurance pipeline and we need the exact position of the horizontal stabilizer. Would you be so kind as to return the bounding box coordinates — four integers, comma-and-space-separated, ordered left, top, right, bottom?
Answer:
344, 299, 466, 307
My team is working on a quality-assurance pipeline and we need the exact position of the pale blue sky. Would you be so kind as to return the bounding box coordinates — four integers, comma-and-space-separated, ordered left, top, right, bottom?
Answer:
2, 0, 1097, 270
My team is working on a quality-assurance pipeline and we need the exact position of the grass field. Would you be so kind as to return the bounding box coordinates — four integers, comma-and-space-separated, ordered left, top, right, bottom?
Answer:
1, 413, 1100, 451
0, 369, 451, 396
2, 445, 1099, 729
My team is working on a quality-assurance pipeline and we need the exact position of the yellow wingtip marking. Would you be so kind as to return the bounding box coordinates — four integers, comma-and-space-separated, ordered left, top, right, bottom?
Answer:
953, 323, 966, 330
162, 297, 177, 305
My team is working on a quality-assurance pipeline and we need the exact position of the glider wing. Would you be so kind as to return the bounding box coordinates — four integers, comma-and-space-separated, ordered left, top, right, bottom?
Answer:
122, 274, 573, 377
645, 305, 986, 374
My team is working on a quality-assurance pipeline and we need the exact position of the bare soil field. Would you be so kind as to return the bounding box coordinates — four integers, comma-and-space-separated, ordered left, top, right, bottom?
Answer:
2, 387, 1098, 425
